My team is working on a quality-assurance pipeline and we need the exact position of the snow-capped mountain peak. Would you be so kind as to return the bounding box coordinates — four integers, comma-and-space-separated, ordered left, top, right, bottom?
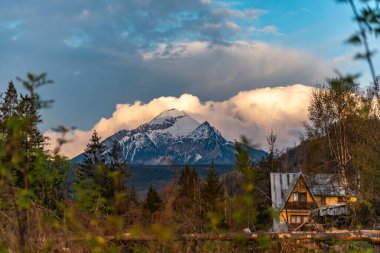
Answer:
144, 109, 200, 140
188, 121, 224, 141
154, 108, 188, 119
73, 109, 267, 165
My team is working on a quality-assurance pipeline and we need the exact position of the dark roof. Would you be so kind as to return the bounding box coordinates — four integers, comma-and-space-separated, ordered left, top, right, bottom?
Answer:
304, 174, 346, 197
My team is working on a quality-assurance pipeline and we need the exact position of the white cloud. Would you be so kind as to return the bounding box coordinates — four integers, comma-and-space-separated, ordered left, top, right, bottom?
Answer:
137, 41, 330, 100
46, 84, 313, 158
211, 8, 266, 19
225, 22, 241, 32
249, 25, 283, 35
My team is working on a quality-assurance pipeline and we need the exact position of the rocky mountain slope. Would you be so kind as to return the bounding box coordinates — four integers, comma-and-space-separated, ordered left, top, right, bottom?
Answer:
74, 109, 267, 165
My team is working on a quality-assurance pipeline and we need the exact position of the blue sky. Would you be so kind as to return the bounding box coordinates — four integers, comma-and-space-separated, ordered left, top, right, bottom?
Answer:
0, 0, 377, 133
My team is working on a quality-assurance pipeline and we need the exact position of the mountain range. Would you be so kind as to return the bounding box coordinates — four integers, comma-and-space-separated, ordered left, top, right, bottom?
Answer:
73, 109, 267, 165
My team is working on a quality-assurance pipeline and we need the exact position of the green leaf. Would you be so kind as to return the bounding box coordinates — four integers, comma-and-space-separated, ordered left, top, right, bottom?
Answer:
346, 34, 362, 45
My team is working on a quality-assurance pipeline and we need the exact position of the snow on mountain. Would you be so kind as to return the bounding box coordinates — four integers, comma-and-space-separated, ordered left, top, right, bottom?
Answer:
143, 109, 200, 144
187, 121, 224, 142
73, 109, 267, 165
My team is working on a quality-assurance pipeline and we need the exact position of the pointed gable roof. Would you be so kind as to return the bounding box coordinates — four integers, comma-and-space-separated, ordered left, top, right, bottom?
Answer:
270, 172, 300, 210
270, 172, 318, 211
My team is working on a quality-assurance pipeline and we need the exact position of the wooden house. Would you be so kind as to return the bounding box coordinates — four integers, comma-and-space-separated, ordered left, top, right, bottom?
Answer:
270, 172, 356, 232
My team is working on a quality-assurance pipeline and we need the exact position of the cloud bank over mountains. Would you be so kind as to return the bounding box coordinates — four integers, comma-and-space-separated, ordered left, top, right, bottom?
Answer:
137, 41, 329, 100
46, 84, 313, 158
0, 0, 334, 133
1, 1, 328, 157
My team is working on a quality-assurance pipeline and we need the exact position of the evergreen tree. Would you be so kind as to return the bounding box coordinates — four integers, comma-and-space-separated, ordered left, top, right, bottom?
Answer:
78, 130, 105, 179
76, 130, 110, 212
108, 141, 126, 171
176, 166, 201, 202
17, 94, 45, 149
143, 185, 162, 213
0, 81, 18, 133
174, 166, 203, 232
15, 73, 51, 155
232, 139, 258, 230
107, 141, 130, 196
0, 82, 20, 184
107, 141, 130, 214
77, 132, 131, 214
201, 162, 224, 212
0, 79, 47, 188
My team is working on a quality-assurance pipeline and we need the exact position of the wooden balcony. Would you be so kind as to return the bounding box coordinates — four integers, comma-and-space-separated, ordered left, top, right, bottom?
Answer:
284, 201, 317, 210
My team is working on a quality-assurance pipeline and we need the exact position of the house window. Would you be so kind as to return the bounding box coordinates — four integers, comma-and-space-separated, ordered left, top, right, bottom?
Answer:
338, 196, 345, 203
293, 192, 299, 201
290, 215, 308, 224
293, 192, 307, 202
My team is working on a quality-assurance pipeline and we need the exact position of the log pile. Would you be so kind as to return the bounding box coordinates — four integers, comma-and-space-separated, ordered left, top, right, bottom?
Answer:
115, 230, 380, 244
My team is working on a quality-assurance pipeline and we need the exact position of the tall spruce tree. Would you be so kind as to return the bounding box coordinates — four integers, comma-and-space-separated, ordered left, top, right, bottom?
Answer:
17, 94, 45, 149
107, 141, 130, 214
0, 81, 18, 133
76, 130, 109, 213
0, 79, 47, 188
108, 141, 126, 171
78, 130, 105, 179
176, 166, 200, 201
174, 166, 203, 232
143, 186, 162, 213
201, 162, 224, 212
0, 82, 20, 184
107, 141, 130, 195
15, 73, 51, 156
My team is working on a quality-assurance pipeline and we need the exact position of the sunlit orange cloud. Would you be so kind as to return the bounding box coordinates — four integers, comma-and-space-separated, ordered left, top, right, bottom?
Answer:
45, 84, 313, 158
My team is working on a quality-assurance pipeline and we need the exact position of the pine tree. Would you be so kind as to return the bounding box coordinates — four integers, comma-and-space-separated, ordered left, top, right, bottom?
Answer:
201, 162, 224, 212
176, 166, 201, 202
107, 141, 130, 214
0, 80, 46, 188
174, 166, 203, 232
107, 141, 130, 194
0, 81, 18, 133
78, 130, 105, 179
108, 141, 126, 171
75, 130, 110, 212
14, 73, 51, 154
17, 94, 45, 149
0, 82, 20, 183
143, 185, 162, 213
